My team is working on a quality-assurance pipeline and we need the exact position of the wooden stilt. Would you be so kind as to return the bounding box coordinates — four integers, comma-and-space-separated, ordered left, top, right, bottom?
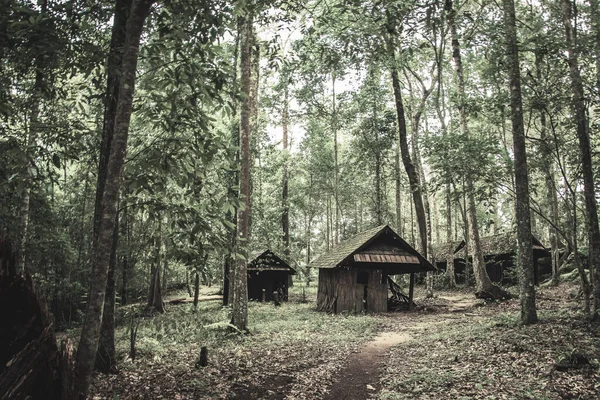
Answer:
408, 272, 415, 311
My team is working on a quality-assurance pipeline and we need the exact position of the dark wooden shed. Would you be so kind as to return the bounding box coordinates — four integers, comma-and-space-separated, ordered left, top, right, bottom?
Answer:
445, 232, 550, 285
311, 225, 437, 313
247, 250, 295, 302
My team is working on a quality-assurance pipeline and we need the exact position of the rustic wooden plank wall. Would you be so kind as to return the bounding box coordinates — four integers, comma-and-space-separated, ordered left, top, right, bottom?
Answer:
317, 268, 388, 313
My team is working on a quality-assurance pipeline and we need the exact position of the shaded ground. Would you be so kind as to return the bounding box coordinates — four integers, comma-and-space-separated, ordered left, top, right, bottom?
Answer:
89, 284, 600, 400
322, 331, 412, 400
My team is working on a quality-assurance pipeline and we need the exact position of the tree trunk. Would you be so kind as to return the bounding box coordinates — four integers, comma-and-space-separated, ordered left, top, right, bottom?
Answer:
282, 84, 290, 257
93, 0, 131, 373
446, 185, 456, 288
186, 269, 193, 297
162, 232, 168, 294
149, 224, 165, 312
588, 0, 600, 102
411, 103, 434, 296
95, 214, 119, 373
93, 0, 131, 243
231, 13, 253, 332
147, 263, 155, 307
17, 71, 44, 275
326, 196, 331, 250
535, 51, 560, 286
247, 26, 259, 239
561, 0, 600, 316
447, 0, 508, 298
503, 0, 537, 324
120, 201, 129, 305
223, 23, 241, 307
386, 14, 428, 263
74, 1, 153, 397
332, 72, 339, 245
395, 143, 403, 235
193, 272, 200, 309
375, 152, 383, 225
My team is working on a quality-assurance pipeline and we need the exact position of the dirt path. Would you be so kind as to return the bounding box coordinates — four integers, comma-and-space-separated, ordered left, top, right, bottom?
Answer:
322, 331, 412, 400
321, 293, 480, 400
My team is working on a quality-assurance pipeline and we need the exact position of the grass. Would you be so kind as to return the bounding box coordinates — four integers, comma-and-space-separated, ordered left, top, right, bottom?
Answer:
91, 282, 600, 400
92, 282, 380, 399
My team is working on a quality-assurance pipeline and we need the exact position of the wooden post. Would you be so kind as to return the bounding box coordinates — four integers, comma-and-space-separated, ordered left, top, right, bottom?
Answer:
273, 291, 280, 306
408, 272, 415, 311
261, 288, 266, 302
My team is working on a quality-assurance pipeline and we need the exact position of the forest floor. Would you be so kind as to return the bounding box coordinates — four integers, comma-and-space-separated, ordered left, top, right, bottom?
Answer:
89, 283, 600, 400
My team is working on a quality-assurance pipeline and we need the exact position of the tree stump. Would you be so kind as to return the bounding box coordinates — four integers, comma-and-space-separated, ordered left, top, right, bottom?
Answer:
195, 346, 208, 368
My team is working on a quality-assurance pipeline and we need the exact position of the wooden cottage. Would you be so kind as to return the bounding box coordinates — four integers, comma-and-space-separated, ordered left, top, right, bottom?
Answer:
432, 239, 467, 281
247, 250, 295, 302
450, 232, 550, 284
311, 225, 437, 313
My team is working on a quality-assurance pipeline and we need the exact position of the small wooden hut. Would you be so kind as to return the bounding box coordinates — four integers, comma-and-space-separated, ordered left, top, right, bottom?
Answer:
247, 250, 295, 302
432, 239, 466, 279
311, 225, 437, 313
451, 232, 550, 284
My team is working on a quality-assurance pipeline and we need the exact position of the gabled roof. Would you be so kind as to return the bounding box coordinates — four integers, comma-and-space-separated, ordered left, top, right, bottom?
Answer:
455, 232, 549, 258
432, 239, 466, 261
248, 249, 296, 274
309, 224, 437, 272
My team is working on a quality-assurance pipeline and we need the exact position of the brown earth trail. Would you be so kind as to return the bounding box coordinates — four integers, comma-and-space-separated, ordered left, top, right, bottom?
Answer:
322, 331, 412, 400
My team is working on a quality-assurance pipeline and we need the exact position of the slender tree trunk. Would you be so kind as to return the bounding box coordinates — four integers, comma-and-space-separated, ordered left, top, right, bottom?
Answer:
570, 188, 591, 313
411, 105, 434, 296
282, 84, 290, 257
193, 272, 200, 309
375, 152, 383, 225
332, 72, 339, 245
147, 262, 155, 306
17, 70, 44, 275
561, 0, 600, 316
326, 196, 331, 250
149, 220, 165, 312
247, 26, 259, 238
17, 0, 50, 275
162, 227, 168, 293
95, 213, 119, 373
185, 269, 192, 297
120, 201, 129, 305
93, 0, 131, 372
386, 15, 428, 262
446, 186, 456, 287
446, 0, 508, 298
503, 0, 537, 324
395, 144, 403, 235
74, 1, 153, 397
588, 0, 600, 101
231, 13, 253, 331
535, 52, 560, 286
434, 70, 456, 288
93, 0, 131, 242
223, 21, 241, 306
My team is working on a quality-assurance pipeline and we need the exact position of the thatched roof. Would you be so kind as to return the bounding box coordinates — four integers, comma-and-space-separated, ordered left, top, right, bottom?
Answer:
432, 240, 466, 261
248, 249, 296, 274
455, 232, 548, 258
309, 224, 437, 273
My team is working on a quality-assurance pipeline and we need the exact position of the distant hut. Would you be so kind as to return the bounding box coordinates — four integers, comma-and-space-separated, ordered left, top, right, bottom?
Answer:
452, 232, 550, 284
432, 239, 466, 275
247, 250, 295, 302
311, 225, 437, 313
